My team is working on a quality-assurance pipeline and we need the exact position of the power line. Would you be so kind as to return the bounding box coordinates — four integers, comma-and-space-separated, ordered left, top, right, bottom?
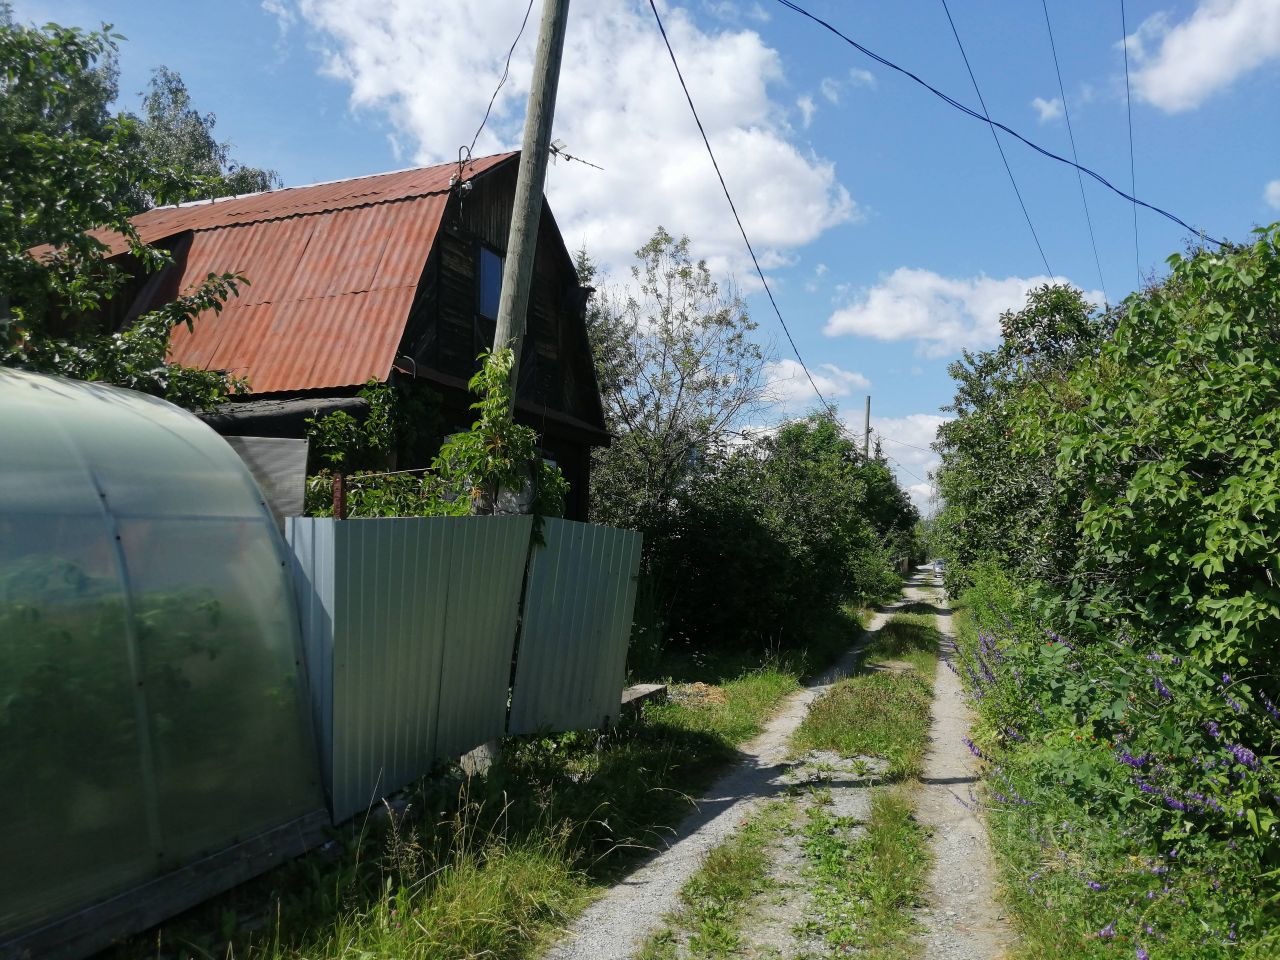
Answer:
939, 0, 1053, 276
878, 433, 935, 454
467, 0, 537, 158
1120, 0, 1142, 284
883, 453, 928, 486
1041, 0, 1108, 303
646, 0, 835, 417
647, 0, 924, 499
769, 0, 1222, 245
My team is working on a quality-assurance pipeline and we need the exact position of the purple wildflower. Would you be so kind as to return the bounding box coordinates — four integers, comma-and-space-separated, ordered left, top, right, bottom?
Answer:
962, 737, 986, 760
1135, 779, 1159, 795
1145, 652, 1163, 662
1137, 948, 1150, 960
1261, 692, 1279, 723
1222, 672, 1232, 685
1098, 922, 1116, 938
1224, 693, 1245, 714
1153, 677, 1172, 700
1165, 797, 1187, 811
1205, 720, 1221, 738
1086, 880, 1105, 891
1118, 750, 1149, 769
1227, 743, 1259, 768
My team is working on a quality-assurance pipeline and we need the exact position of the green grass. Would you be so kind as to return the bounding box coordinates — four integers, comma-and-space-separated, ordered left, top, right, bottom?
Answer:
790, 612, 939, 780
637, 801, 793, 960
800, 786, 930, 959
646, 662, 801, 746
114, 608, 872, 960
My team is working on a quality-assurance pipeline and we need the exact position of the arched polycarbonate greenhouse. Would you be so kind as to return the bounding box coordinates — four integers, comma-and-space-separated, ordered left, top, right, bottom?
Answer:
0, 370, 327, 958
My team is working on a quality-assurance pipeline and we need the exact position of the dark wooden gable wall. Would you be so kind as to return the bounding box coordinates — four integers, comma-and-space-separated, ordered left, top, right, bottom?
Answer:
400, 162, 604, 433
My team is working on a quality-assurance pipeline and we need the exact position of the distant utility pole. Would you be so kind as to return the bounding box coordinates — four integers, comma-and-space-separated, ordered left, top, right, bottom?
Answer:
492, 0, 572, 403
864, 395, 871, 458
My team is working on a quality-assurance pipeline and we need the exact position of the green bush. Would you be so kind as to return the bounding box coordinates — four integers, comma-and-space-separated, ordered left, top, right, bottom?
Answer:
650, 413, 913, 650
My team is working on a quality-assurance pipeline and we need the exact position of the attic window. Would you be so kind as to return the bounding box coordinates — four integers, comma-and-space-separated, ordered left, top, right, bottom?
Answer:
478, 247, 504, 320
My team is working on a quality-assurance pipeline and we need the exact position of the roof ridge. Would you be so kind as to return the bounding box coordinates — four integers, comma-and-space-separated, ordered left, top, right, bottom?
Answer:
192, 188, 451, 233
150, 150, 518, 214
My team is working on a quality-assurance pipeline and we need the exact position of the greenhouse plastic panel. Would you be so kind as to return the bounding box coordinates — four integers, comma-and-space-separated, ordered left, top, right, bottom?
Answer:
287, 515, 533, 823
0, 370, 326, 952
508, 519, 643, 735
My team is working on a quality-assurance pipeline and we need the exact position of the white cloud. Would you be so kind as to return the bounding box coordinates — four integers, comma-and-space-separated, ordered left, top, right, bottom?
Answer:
824, 267, 1103, 357
1265, 179, 1280, 210
283, 0, 856, 276
1124, 0, 1280, 112
1031, 96, 1063, 122
814, 263, 828, 277
849, 68, 877, 89
703, 1, 770, 23
765, 358, 869, 412
261, 0, 296, 33
819, 76, 841, 104
796, 94, 817, 128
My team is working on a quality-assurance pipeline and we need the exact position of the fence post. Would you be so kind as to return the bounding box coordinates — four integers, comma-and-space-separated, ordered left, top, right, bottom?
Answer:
332, 472, 346, 520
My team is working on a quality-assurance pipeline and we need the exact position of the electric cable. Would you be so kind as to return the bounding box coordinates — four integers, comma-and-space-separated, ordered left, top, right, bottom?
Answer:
769, 0, 1221, 245
468, 0, 537, 158
647, 0, 836, 417
648, 0, 934, 499
878, 433, 935, 454
939, 0, 1053, 276
1041, 0, 1109, 302
1120, 0, 1142, 283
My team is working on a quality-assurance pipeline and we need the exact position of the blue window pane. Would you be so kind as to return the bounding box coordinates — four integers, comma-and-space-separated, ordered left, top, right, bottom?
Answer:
479, 248, 503, 319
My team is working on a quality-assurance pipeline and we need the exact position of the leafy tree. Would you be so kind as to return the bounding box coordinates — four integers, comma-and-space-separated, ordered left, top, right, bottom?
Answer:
1057, 228, 1280, 676
657, 413, 912, 648
0, 15, 244, 408
128, 66, 280, 210
933, 284, 1111, 593
579, 228, 770, 528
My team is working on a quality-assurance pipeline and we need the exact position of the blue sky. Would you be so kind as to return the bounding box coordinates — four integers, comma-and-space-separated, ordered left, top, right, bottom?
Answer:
13, 0, 1280, 508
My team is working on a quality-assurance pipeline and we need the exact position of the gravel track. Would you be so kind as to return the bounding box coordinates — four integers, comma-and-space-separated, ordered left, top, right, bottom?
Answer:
915, 569, 1014, 959
541, 605, 900, 960
544, 570, 1011, 960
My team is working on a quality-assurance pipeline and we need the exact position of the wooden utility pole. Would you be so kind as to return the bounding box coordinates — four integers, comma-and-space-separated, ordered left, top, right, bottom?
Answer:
492, 0, 572, 402
864, 395, 871, 458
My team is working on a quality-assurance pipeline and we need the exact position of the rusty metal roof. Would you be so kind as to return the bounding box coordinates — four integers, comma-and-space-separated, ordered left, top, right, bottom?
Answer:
113, 153, 516, 394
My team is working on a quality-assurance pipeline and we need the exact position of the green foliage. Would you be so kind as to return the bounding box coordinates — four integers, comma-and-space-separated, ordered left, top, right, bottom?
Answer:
129, 66, 280, 211
0, 14, 250, 407
306, 351, 568, 521
933, 283, 1111, 595
579, 228, 768, 529
7, 268, 249, 408
934, 230, 1280, 953
652, 412, 912, 649
954, 566, 1280, 956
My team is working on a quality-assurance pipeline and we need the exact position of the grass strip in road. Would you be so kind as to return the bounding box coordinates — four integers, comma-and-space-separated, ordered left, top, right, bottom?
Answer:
790, 612, 939, 781
800, 786, 930, 960
788, 610, 940, 958
637, 801, 794, 960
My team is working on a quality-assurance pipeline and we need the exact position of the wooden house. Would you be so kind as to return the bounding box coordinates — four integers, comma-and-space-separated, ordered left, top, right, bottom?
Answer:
87, 152, 607, 519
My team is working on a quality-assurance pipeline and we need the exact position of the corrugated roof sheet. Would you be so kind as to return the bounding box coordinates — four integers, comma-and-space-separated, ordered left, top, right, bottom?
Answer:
105, 153, 515, 394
